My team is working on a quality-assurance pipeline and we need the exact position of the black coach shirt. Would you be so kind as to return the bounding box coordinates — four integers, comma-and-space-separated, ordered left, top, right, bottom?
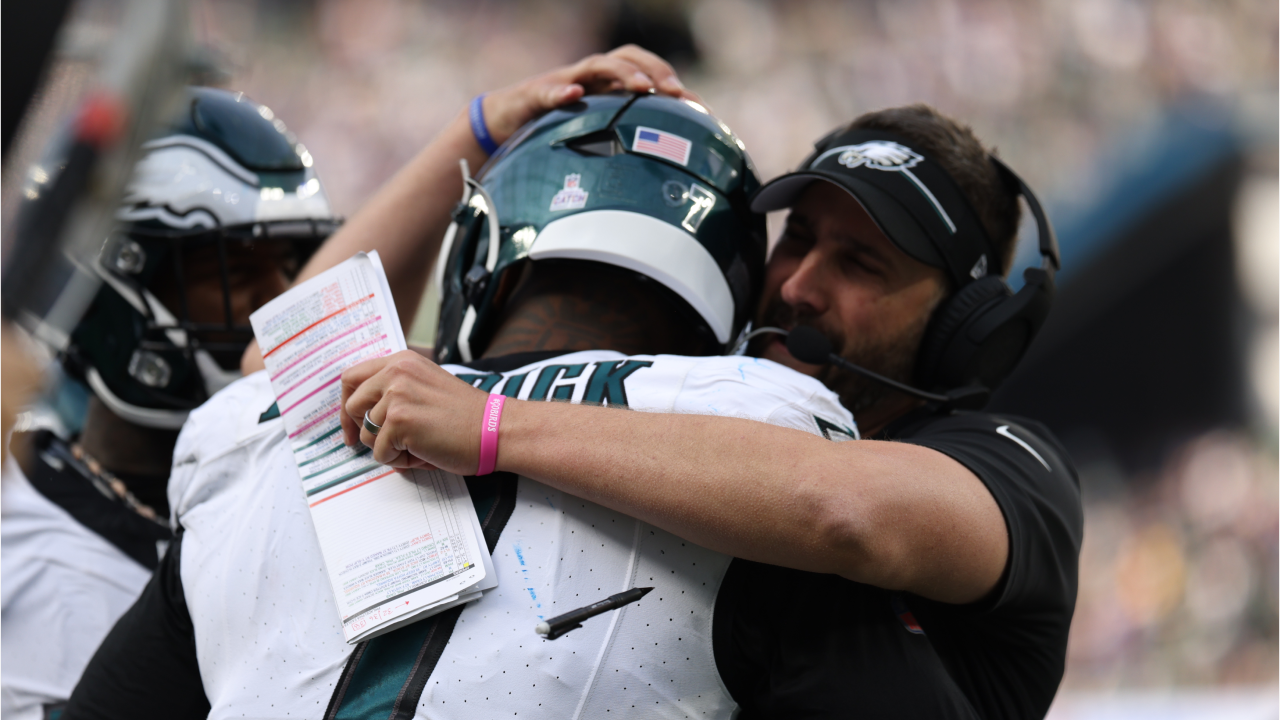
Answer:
714, 409, 1083, 720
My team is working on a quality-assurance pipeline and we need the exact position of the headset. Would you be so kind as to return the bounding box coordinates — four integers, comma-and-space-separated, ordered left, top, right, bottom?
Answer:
912, 157, 1060, 406
739, 156, 1060, 410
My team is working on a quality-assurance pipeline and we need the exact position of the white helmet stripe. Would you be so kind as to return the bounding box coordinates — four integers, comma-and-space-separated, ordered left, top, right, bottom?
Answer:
142, 135, 260, 186
529, 210, 735, 344
118, 206, 219, 230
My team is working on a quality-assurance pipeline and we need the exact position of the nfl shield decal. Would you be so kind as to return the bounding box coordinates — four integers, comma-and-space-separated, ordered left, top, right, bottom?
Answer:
550, 173, 589, 211
632, 127, 692, 167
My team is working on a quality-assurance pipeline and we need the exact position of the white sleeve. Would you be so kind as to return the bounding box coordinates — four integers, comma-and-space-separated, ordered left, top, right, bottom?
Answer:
666, 356, 858, 439
169, 371, 283, 522
766, 391, 859, 441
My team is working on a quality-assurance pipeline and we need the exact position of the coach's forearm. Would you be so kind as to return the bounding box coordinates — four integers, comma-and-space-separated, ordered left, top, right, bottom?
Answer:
497, 400, 882, 576
497, 400, 1007, 603
343, 352, 1008, 603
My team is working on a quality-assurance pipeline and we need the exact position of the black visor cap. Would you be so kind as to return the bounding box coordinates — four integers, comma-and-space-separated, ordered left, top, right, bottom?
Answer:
750, 170, 946, 269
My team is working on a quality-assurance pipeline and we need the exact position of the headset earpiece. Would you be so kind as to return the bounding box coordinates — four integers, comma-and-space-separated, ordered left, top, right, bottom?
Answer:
916, 276, 1009, 389
915, 267, 1054, 394
914, 157, 1057, 399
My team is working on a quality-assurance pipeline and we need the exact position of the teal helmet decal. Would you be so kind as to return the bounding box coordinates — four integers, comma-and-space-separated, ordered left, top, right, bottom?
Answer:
64, 87, 338, 429
435, 93, 766, 363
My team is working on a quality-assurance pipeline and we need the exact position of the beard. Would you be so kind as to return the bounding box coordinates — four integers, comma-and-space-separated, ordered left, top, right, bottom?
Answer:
748, 295, 934, 415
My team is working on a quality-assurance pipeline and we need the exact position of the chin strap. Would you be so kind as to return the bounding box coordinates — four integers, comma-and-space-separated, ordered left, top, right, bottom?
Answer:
87, 260, 244, 429
452, 160, 503, 364
85, 366, 189, 430
84, 346, 242, 430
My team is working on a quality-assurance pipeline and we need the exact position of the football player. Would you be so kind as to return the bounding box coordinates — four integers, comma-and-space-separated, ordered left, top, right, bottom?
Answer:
2, 87, 335, 720
63, 50, 856, 719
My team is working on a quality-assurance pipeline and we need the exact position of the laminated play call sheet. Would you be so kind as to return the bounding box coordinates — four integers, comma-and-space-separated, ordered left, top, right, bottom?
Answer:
249, 252, 493, 643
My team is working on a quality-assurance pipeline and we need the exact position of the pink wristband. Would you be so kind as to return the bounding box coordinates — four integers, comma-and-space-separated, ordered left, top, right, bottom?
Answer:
476, 394, 505, 476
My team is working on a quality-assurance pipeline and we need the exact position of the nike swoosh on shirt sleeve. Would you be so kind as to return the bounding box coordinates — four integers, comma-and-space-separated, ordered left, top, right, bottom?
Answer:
996, 425, 1051, 471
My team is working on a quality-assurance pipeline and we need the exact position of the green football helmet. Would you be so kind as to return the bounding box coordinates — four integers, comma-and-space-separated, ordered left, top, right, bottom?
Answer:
56, 87, 336, 429
434, 93, 766, 363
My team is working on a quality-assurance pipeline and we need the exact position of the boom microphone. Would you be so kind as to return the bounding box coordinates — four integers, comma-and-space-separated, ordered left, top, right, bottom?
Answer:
780, 325, 835, 365
741, 325, 988, 409
784, 326, 955, 403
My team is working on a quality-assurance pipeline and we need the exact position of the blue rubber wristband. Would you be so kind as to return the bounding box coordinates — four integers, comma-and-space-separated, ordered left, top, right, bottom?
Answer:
469, 94, 500, 155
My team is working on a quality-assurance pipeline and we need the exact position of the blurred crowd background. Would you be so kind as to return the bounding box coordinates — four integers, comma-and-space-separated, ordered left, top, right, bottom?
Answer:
4, 0, 1277, 716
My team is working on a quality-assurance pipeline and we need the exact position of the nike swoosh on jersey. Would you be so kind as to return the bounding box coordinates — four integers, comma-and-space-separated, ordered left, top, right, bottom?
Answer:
996, 425, 1050, 471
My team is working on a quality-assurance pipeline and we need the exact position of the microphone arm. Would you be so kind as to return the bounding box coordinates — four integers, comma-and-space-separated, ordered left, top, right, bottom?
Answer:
825, 352, 952, 404
738, 325, 988, 409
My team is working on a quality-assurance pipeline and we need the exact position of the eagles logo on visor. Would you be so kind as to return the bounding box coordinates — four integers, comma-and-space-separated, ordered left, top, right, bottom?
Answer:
750, 131, 996, 287
819, 140, 959, 236
833, 141, 922, 171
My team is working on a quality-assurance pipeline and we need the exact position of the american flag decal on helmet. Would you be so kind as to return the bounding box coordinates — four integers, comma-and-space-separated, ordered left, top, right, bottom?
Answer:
633, 127, 692, 167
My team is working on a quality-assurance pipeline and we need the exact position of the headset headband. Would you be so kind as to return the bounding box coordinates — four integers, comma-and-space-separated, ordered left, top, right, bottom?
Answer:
989, 155, 1060, 272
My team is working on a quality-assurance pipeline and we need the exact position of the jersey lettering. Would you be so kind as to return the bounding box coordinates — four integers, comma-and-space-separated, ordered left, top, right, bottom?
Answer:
814, 416, 857, 441
499, 372, 528, 398
528, 364, 587, 401
582, 360, 654, 407
455, 373, 503, 392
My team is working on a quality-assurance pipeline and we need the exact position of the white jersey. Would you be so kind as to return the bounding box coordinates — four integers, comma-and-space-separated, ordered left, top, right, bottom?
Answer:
171, 351, 855, 719
1, 457, 153, 720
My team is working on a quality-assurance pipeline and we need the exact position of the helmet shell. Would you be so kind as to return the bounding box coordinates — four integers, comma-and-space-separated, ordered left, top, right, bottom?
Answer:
436, 93, 766, 362
64, 87, 337, 428
117, 87, 332, 230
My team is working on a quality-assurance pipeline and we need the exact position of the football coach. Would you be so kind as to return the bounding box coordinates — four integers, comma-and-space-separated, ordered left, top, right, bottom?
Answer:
341, 46, 1084, 719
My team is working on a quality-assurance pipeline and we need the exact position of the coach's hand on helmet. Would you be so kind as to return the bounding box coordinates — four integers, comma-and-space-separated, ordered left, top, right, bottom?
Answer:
481, 45, 701, 147
341, 351, 489, 475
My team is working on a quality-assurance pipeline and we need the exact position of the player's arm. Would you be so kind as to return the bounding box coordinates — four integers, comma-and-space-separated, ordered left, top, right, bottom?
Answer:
63, 536, 208, 719
241, 46, 693, 373
340, 351, 1008, 605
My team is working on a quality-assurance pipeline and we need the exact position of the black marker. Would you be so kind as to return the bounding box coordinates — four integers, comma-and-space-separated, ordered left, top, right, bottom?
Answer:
535, 587, 653, 640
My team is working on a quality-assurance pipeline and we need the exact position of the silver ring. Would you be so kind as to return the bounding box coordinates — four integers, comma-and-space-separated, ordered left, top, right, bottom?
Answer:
363, 410, 382, 436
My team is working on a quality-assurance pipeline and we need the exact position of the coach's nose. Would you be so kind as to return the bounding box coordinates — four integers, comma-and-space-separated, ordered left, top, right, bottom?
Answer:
779, 248, 830, 317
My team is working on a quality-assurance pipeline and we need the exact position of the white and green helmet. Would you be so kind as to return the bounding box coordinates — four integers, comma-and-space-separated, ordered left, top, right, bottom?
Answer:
435, 93, 767, 363
64, 87, 336, 429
